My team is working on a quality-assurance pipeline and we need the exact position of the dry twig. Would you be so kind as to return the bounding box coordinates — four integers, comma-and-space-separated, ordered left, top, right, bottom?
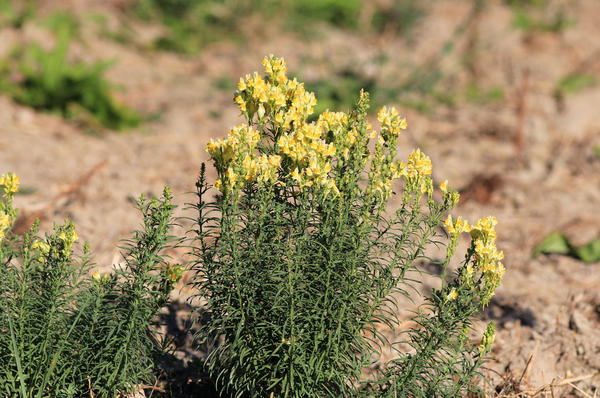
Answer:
12, 160, 107, 234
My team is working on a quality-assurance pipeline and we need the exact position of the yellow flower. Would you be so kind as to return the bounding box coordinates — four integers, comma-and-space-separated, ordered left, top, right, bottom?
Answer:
291, 168, 301, 183
1, 173, 19, 194
377, 106, 407, 138
406, 149, 432, 177
444, 215, 454, 234
0, 211, 10, 238
447, 288, 458, 301
32, 240, 50, 253
165, 265, 183, 283
440, 180, 448, 194
268, 155, 281, 168
237, 78, 246, 91
234, 95, 246, 112
342, 148, 349, 160
479, 322, 496, 356
470, 216, 498, 242
226, 167, 237, 187
444, 215, 470, 236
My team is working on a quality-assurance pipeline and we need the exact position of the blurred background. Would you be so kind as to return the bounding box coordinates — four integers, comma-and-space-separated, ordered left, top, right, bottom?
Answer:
1, 0, 599, 395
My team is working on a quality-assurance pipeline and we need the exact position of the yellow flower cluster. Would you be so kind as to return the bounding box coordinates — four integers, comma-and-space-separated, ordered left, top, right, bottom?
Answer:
278, 122, 339, 195
366, 151, 396, 201
0, 211, 9, 239
235, 56, 316, 127
447, 287, 458, 301
479, 322, 496, 356
440, 180, 460, 207
398, 149, 433, 194
445, 214, 505, 304
206, 124, 281, 193
471, 216, 505, 287
377, 106, 407, 140
165, 265, 184, 283
444, 215, 470, 238
93, 271, 111, 284
59, 223, 79, 258
31, 240, 50, 258
206, 124, 260, 164
368, 147, 433, 202
0, 173, 19, 241
0, 172, 19, 195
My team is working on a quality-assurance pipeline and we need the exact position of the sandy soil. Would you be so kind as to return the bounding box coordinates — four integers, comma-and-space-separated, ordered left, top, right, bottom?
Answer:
1, 0, 599, 395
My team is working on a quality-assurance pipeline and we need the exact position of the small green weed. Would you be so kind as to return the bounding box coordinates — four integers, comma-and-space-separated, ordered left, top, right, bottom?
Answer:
301, 69, 378, 118
0, 0, 35, 28
132, 0, 248, 54
289, 0, 361, 29
465, 83, 505, 104
371, 0, 426, 35
0, 30, 140, 130
505, 0, 548, 7
42, 11, 81, 37
512, 7, 572, 33
90, 13, 138, 46
131, 0, 426, 55
533, 231, 600, 263
556, 74, 597, 95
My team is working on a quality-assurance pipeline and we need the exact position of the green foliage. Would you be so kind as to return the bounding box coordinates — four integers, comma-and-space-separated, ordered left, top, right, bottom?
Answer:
131, 0, 254, 54
130, 0, 424, 54
0, 0, 35, 28
0, 30, 140, 130
512, 7, 572, 33
192, 56, 504, 397
556, 74, 597, 95
290, 0, 361, 29
300, 63, 448, 118
42, 11, 81, 38
505, 0, 548, 7
465, 83, 505, 104
533, 231, 600, 263
371, 0, 426, 35
0, 177, 181, 397
302, 69, 378, 118
90, 13, 138, 46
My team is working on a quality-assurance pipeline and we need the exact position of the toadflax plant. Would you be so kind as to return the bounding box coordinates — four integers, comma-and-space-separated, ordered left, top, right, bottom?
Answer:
0, 173, 182, 397
191, 56, 506, 397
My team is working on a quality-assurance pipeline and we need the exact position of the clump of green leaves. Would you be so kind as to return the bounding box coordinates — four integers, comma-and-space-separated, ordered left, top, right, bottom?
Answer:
191, 56, 505, 397
130, 0, 423, 54
0, 28, 140, 130
510, 4, 573, 33
301, 68, 378, 118
556, 74, 597, 95
290, 0, 361, 29
533, 231, 600, 264
0, 173, 181, 397
0, 0, 35, 28
465, 83, 505, 104
132, 0, 253, 54
371, 0, 426, 35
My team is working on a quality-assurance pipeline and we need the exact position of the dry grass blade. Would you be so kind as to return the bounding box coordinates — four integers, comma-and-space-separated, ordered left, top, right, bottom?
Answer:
502, 372, 599, 397
12, 160, 107, 234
